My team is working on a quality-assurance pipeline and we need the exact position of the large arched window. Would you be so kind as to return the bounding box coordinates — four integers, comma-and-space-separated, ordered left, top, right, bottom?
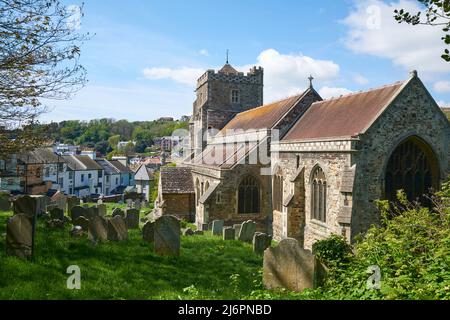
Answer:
238, 175, 260, 214
311, 166, 326, 222
385, 136, 439, 203
273, 172, 283, 212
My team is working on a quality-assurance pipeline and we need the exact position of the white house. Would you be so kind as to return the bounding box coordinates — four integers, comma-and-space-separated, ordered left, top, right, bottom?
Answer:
134, 164, 154, 201
62, 155, 104, 197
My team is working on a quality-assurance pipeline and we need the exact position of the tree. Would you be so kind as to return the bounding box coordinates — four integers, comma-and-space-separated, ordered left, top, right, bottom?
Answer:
394, 0, 450, 61
0, 0, 89, 157
108, 135, 121, 150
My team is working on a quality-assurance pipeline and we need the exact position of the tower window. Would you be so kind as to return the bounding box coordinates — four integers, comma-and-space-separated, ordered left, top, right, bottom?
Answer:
231, 90, 240, 103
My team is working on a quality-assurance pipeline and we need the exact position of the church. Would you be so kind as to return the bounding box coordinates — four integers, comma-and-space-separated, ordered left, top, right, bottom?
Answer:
162, 61, 450, 250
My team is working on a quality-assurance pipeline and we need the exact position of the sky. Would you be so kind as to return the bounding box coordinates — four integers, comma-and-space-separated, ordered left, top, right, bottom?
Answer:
42, 0, 450, 123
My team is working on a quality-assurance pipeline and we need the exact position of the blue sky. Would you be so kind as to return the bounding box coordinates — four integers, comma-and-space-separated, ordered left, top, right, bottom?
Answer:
43, 0, 450, 122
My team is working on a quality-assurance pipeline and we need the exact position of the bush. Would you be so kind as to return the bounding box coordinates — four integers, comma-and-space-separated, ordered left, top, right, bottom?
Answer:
312, 234, 352, 267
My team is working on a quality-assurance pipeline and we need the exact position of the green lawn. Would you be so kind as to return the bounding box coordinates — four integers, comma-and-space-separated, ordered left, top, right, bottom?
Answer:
0, 211, 268, 300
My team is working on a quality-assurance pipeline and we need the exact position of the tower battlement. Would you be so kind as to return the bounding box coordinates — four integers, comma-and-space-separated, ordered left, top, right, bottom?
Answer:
196, 66, 264, 90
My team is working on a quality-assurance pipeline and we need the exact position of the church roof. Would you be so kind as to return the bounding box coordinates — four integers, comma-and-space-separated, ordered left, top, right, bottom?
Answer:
283, 81, 406, 141
222, 90, 310, 132
160, 167, 194, 194
218, 63, 239, 74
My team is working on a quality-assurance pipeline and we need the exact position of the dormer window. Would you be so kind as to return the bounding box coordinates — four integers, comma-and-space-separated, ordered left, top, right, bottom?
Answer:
231, 90, 240, 103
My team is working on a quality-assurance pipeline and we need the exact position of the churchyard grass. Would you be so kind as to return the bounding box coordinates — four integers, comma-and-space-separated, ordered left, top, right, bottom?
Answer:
0, 211, 271, 300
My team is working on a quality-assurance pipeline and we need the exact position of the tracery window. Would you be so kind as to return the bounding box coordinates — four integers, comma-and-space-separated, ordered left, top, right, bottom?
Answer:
311, 166, 326, 222
238, 175, 260, 214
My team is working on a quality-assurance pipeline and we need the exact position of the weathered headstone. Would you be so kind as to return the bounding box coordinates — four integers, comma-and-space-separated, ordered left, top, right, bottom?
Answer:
263, 238, 324, 292
212, 220, 224, 236
86, 206, 99, 219
49, 207, 64, 221
201, 223, 209, 231
67, 196, 80, 214
125, 209, 140, 229
133, 199, 141, 210
233, 224, 242, 240
88, 216, 108, 242
6, 214, 33, 259
126, 199, 133, 208
223, 226, 235, 240
31, 195, 48, 215
46, 219, 65, 229
97, 204, 107, 217
142, 221, 154, 243
183, 228, 194, 236
253, 232, 272, 255
238, 220, 257, 243
73, 216, 89, 233
107, 216, 128, 241
51, 191, 67, 211
0, 194, 11, 211
154, 215, 180, 256
71, 206, 87, 222
13, 196, 37, 218
112, 208, 125, 218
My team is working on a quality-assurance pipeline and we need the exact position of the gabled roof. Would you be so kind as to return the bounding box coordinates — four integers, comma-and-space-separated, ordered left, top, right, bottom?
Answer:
109, 160, 132, 174
18, 147, 64, 164
134, 164, 154, 181
219, 63, 239, 74
222, 90, 310, 132
160, 167, 194, 194
61, 155, 102, 171
96, 159, 119, 175
283, 81, 406, 141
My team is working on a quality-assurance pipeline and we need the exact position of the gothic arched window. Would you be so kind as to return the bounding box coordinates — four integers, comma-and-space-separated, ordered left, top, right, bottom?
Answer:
273, 173, 283, 212
238, 175, 260, 214
311, 166, 326, 222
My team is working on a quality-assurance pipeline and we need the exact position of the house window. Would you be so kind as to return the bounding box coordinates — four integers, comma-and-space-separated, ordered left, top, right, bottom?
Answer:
44, 167, 50, 177
273, 173, 283, 212
216, 191, 222, 204
238, 175, 260, 214
81, 174, 85, 182
88, 173, 92, 179
106, 175, 110, 183
311, 166, 326, 222
231, 90, 240, 103
98, 170, 103, 178
59, 178, 64, 188
116, 177, 119, 185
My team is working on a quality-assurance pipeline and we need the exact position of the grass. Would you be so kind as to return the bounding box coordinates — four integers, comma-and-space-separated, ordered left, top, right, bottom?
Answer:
0, 210, 265, 300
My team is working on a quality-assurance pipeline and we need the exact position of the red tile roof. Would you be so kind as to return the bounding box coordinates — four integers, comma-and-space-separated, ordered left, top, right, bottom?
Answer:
283, 81, 405, 141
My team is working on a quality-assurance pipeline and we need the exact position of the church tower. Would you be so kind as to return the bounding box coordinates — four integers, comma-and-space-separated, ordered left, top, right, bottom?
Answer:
188, 62, 264, 157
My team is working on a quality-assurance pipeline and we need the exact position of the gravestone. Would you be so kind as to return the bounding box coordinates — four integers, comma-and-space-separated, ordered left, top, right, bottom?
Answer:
154, 215, 180, 256
31, 195, 48, 215
6, 214, 33, 259
67, 196, 80, 214
223, 227, 235, 240
263, 238, 325, 292
125, 209, 140, 229
46, 204, 58, 213
73, 216, 90, 233
253, 232, 272, 255
238, 220, 257, 243
51, 191, 67, 211
183, 228, 194, 236
97, 199, 103, 205
142, 221, 154, 243
233, 224, 242, 240
88, 216, 108, 242
71, 206, 87, 222
201, 223, 209, 231
133, 200, 141, 210
0, 194, 11, 211
49, 207, 64, 221
107, 216, 128, 241
86, 206, 99, 219
126, 199, 133, 208
112, 208, 125, 218
46, 219, 65, 229
212, 220, 224, 236
13, 196, 37, 218
97, 204, 107, 217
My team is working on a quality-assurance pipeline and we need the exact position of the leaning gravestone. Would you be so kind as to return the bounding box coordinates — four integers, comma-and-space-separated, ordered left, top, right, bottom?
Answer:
154, 215, 180, 256
67, 196, 80, 215
142, 221, 154, 243
71, 206, 88, 223
107, 216, 128, 241
112, 208, 125, 218
263, 238, 325, 292
73, 216, 90, 233
0, 194, 11, 211
238, 220, 257, 243
97, 204, 107, 217
212, 220, 224, 236
6, 214, 33, 259
88, 216, 108, 242
13, 196, 37, 218
233, 224, 242, 240
125, 209, 140, 229
51, 191, 67, 211
49, 207, 64, 221
223, 227, 235, 240
253, 232, 272, 255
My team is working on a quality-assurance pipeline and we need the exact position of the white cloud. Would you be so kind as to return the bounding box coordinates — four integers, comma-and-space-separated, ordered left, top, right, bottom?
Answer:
354, 73, 369, 85
342, 0, 450, 73
318, 86, 353, 99
142, 67, 204, 86
198, 49, 209, 56
437, 100, 450, 108
434, 81, 450, 93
